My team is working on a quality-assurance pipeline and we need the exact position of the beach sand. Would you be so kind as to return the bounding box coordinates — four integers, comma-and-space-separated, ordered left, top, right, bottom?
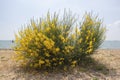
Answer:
0, 49, 120, 80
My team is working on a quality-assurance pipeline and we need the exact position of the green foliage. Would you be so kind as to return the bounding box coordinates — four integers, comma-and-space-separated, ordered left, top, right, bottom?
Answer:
14, 11, 106, 70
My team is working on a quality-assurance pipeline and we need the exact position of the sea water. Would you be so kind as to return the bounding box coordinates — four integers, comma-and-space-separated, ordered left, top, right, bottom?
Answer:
0, 40, 120, 49
0, 40, 15, 49
100, 41, 120, 49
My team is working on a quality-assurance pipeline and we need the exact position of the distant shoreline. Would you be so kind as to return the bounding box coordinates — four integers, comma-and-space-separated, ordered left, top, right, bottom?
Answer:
0, 49, 13, 50
1, 40, 120, 49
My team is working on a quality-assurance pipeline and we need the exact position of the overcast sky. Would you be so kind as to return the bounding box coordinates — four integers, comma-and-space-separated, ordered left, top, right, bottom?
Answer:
0, 0, 120, 40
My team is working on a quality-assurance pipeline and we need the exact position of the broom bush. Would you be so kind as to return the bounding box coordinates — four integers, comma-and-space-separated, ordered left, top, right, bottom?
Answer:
14, 11, 106, 70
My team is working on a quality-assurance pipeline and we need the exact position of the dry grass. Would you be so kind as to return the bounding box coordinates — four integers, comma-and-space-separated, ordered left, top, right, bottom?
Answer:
0, 49, 120, 80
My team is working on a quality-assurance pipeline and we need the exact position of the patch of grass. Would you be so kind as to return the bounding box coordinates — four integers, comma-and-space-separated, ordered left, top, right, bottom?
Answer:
0, 56, 8, 61
92, 77, 99, 80
0, 56, 5, 59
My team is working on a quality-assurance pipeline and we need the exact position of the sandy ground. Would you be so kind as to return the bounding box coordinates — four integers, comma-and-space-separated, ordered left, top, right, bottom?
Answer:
0, 49, 120, 80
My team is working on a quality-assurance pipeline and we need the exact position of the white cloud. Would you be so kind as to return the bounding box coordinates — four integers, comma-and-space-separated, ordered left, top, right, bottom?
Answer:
107, 20, 120, 27
106, 20, 120, 40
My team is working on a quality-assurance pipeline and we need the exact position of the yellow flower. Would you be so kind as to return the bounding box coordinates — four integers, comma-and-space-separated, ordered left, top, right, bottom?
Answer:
64, 66, 67, 71
15, 51, 21, 54
86, 36, 89, 40
78, 38, 82, 44
52, 35, 55, 39
38, 33, 42, 37
34, 53, 39, 57
59, 35, 66, 42
66, 50, 70, 53
89, 20, 94, 25
45, 52, 50, 57
75, 27, 79, 33
51, 23, 55, 28
71, 60, 77, 68
45, 59, 50, 63
28, 49, 32, 53
71, 34, 75, 40
68, 46, 74, 50
60, 58, 64, 60
80, 48, 82, 51
72, 60, 77, 64
35, 37, 39, 41
43, 39, 54, 49
64, 46, 74, 53
35, 42, 39, 45
86, 48, 93, 53
42, 21, 44, 26
82, 25, 86, 30
59, 62, 62, 65
39, 60, 45, 65
87, 30, 91, 34
93, 38, 96, 42
30, 64, 33, 67
52, 58, 56, 61
30, 53, 34, 56
46, 27, 50, 32
55, 48, 60, 52
71, 64, 75, 68
66, 31, 70, 34
89, 41, 92, 46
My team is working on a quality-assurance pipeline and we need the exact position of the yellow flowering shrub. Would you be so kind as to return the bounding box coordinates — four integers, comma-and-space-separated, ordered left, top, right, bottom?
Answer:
73, 13, 106, 61
14, 11, 106, 70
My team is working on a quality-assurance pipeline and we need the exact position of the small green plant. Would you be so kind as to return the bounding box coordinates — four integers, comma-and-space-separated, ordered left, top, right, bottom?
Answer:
14, 11, 106, 70
92, 77, 99, 80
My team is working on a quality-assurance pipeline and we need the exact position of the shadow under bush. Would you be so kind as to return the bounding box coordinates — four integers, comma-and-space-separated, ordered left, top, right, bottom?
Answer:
77, 56, 109, 75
